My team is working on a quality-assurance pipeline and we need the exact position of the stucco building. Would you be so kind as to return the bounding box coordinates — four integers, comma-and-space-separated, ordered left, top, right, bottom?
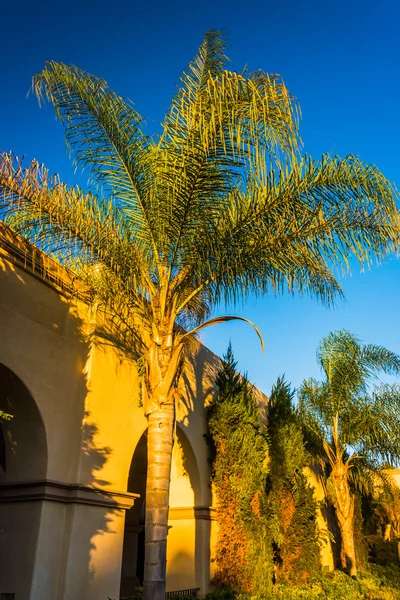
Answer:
0, 223, 219, 599
2, 223, 380, 599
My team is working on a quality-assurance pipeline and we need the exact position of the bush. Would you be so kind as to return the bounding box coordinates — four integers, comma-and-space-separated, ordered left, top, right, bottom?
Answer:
206, 344, 273, 593
120, 591, 198, 600
205, 565, 400, 599
117, 566, 400, 600
206, 590, 238, 599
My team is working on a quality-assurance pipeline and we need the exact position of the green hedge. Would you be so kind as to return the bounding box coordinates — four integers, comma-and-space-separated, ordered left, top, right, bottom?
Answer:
204, 565, 400, 599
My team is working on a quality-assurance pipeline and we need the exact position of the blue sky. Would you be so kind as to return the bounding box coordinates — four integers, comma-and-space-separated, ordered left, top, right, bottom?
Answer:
1, 0, 399, 395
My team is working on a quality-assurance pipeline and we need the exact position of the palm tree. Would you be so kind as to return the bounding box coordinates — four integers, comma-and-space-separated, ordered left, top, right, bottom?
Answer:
0, 32, 399, 598
298, 330, 400, 577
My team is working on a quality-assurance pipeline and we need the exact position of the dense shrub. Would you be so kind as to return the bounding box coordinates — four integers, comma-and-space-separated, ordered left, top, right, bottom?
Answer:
205, 565, 400, 599
265, 377, 321, 582
206, 348, 321, 592
120, 591, 198, 600
207, 344, 273, 594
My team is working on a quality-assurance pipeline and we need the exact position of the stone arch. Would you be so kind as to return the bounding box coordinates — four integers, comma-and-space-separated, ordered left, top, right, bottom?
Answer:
120, 424, 204, 596
0, 362, 48, 483
167, 424, 204, 593
0, 362, 49, 599
120, 429, 147, 596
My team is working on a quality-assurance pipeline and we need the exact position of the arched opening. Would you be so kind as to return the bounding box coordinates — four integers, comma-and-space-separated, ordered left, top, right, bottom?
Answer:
120, 429, 147, 596
0, 362, 48, 482
120, 426, 201, 597
0, 363, 48, 597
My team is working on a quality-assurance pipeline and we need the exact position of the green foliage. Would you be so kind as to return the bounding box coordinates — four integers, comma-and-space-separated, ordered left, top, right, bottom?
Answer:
207, 350, 321, 592
120, 588, 143, 600
298, 330, 400, 469
205, 565, 400, 599
265, 377, 321, 582
207, 343, 273, 593
206, 590, 238, 599
119, 593, 141, 600
119, 591, 199, 600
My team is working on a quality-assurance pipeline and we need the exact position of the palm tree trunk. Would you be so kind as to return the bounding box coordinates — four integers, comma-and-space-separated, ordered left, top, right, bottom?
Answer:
143, 401, 175, 600
338, 509, 356, 577
332, 469, 357, 577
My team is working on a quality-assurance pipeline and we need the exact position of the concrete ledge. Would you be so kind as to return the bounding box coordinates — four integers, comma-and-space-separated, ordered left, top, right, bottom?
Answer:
0, 479, 139, 510
169, 506, 217, 521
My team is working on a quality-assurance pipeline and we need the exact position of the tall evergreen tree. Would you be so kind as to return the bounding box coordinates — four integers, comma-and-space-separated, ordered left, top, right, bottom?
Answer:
266, 377, 321, 583
207, 344, 273, 594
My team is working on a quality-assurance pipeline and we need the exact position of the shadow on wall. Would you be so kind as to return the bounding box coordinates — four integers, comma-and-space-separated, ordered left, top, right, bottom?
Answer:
180, 342, 218, 428
80, 411, 113, 487
0, 250, 125, 600
0, 229, 222, 597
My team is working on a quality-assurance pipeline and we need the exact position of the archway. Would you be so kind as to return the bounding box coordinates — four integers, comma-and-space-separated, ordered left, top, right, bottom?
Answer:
120, 429, 147, 596
120, 425, 201, 597
0, 363, 47, 483
0, 363, 48, 598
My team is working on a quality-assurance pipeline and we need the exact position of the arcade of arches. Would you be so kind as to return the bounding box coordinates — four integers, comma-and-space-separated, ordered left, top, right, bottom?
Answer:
0, 224, 218, 599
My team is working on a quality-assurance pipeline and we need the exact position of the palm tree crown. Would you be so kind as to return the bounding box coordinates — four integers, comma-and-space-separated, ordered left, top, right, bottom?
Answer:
299, 330, 400, 468
1, 32, 398, 353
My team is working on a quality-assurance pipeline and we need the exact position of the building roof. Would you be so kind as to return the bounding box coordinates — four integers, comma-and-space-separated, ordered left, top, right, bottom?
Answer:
0, 222, 88, 300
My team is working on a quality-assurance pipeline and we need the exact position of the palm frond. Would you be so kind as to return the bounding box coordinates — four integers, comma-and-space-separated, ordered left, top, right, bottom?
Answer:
299, 331, 400, 472
355, 384, 400, 466
156, 31, 300, 275
33, 62, 158, 250
181, 314, 264, 350
297, 378, 333, 453
173, 154, 398, 315
0, 153, 152, 294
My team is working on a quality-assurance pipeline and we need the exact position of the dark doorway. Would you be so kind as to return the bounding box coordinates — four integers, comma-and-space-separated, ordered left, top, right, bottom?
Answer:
0, 363, 48, 598
120, 430, 147, 597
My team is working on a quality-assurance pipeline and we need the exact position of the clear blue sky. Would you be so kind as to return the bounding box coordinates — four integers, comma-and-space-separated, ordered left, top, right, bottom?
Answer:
1, 0, 399, 395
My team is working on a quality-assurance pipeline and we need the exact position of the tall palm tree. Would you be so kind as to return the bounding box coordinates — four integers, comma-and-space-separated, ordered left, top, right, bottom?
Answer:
298, 330, 400, 578
0, 32, 399, 598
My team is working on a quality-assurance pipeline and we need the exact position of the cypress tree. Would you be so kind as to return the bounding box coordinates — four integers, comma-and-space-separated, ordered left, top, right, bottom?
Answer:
207, 343, 273, 594
207, 352, 321, 593
266, 377, 321, 583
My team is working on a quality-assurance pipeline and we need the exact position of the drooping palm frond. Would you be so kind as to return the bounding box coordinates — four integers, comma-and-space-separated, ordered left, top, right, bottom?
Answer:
0, 153, 154, 297
173, 154, 399, 317
181, 314, 264, 350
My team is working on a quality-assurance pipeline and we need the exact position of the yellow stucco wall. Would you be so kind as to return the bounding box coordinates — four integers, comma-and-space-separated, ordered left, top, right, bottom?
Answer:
0, 234, 219, 599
